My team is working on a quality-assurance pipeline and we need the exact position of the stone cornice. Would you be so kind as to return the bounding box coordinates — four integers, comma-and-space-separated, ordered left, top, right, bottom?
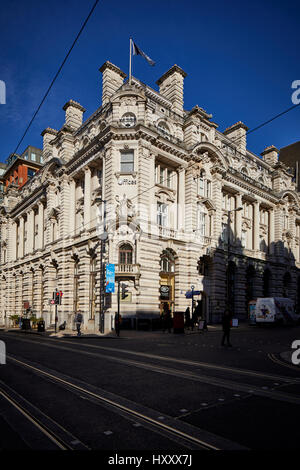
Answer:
223, 121, 249, 134
99, 61, 127, 79
156, 65, 187, 86
63, 100, 86, 113
41, 127, 58, 137
224, 168, 279, 203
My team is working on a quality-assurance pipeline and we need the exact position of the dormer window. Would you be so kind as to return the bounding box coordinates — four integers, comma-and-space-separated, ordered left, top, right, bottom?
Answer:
120, 113, 136, 128
157, 122, 170, 139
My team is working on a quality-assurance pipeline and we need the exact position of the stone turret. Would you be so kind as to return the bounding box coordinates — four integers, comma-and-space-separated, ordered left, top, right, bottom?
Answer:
99, 61, 126, 106
223, 121, 248, 155
156, 65, 187, 117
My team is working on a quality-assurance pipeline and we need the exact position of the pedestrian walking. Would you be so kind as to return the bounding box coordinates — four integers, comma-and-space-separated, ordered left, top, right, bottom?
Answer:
185, 307, 191, 329
221, 309, 232, 347
75, 310, 83, 337
115, 312, 121, 336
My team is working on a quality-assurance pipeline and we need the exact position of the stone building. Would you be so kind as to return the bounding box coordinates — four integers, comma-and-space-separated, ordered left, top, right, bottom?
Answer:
0, 60, 299, 331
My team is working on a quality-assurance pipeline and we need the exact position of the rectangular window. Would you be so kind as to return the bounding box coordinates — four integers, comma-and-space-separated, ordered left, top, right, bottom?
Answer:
221, 223, 228, 242
157, 202, 168, 227
198, 177, 205, 196
120, 150, 134, 173
160, 167, 164, 184
206, 181, 211, 198
27, 169, 35, 179
31, 153, 36, 162
167, 169, 172, 188
241, 230, 247, 248
197, 210, 206, 236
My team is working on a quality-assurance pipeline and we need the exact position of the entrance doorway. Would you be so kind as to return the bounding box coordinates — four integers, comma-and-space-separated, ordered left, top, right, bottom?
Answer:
159, 249, 176, 315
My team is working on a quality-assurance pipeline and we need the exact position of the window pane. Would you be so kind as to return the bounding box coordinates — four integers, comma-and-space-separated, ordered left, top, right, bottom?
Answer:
121, 152, 134, 162
121, 162, 134, 172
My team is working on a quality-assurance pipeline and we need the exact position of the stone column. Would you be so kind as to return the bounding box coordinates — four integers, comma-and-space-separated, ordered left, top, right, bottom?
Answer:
27, 210, 34, 253
19, 216, 24, 258
84, 167, 91, 231
10, 221, 17, 261
37, 202, 44, 250
235, 193, 242, 242
253, 201, 260, 251
69, 179, 76, 236
269, 208, 275, 254
177, 168, 185, 232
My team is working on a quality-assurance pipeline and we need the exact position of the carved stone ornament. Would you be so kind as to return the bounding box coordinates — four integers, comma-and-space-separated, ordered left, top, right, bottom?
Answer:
115, 194, 136, 221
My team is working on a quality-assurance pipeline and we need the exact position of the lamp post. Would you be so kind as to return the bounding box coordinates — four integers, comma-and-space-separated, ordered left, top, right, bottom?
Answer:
96, 197, 107, 333
226, 206, 243, 312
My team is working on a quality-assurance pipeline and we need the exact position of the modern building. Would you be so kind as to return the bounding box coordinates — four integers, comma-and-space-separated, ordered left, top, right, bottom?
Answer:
280, 141, 300, 192
0, 61, 299, 331
3, 146, 43, 191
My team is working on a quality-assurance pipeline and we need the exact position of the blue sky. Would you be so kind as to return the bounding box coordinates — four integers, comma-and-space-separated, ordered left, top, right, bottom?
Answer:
1, 0, 300, 162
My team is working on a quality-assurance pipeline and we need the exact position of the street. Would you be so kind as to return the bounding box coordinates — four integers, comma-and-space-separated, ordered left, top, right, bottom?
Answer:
0, 324, 300, 452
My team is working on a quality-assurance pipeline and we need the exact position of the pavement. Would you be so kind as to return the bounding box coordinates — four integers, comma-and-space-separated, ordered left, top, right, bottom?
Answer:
1, 322, 248, 339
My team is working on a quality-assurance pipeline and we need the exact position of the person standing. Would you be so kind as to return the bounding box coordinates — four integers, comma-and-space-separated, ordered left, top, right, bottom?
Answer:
75, 310, 83, 337
221, 309, 232, 347
115, 312, 121, 337
162, 303, 172, 333
185, 307, 191, 330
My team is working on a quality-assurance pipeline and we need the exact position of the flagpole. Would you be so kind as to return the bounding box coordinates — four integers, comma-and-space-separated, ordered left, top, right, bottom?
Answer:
129, 37, 132, 85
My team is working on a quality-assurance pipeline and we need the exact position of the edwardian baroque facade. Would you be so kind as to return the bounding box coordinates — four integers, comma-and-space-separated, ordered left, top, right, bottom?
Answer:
0, 61, 299, 332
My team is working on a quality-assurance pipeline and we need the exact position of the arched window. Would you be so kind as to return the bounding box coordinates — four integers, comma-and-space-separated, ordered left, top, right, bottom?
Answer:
283, 272, 291, 298
120, 113, 136, 128
73, 257, 79, 312
119, 243, 133, 265
160, 249, 175, 273
263, 269, 271, 297
246, 265, 256, 312
227, 261, 236, 315
157, 121, 170, 139
89, 257, 97, 320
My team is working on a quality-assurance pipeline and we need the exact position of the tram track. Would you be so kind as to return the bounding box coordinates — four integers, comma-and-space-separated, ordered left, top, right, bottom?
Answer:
5, 353, 246, 450
0, 379, 89, 450
3, 332, 300, 385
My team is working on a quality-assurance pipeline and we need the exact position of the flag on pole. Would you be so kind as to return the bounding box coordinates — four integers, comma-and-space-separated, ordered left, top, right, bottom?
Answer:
132, 40, 155, 66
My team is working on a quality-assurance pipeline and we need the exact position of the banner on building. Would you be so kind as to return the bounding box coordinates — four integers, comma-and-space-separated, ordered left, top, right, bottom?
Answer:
105, 264, 115, 293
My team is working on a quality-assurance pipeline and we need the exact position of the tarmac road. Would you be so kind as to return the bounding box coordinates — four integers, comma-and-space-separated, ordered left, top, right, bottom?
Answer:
0, 324, 299, 451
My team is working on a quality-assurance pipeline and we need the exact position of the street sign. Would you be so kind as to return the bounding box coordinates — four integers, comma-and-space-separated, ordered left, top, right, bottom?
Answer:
50, 299, 55, 305
105, 264, 115, 293
185, 290, 201, 298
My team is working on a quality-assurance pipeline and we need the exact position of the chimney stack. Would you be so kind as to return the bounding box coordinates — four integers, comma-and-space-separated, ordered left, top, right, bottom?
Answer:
261, 145, 278, 166
63, 100, 86, 131
99, 61, 126, 106
223, 121, 248, 155
41, 128, 58, 163
156, 65, 187, 117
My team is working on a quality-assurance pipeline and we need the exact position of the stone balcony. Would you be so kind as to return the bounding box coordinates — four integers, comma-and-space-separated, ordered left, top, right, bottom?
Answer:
193, 231, 212, 246
116, 263, 140, 275
158, 226, 178, 239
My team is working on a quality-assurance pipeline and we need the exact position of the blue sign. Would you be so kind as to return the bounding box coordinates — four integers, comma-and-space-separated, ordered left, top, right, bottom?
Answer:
185, 290, 201, 298
105, 264, 115, 293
